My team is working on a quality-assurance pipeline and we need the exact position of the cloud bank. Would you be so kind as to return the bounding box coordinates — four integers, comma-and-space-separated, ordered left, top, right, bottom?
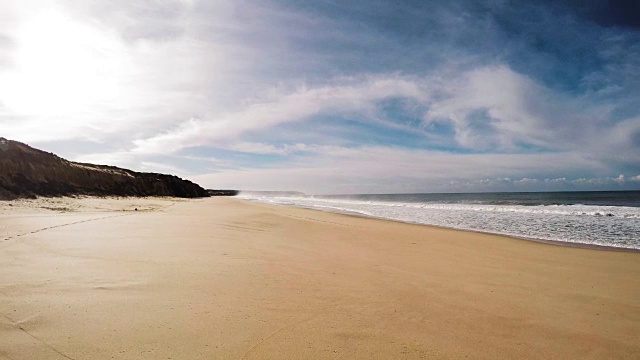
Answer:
1, 0, 638, 193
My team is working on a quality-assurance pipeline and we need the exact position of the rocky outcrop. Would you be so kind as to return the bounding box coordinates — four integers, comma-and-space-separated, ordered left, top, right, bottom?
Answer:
206, 189, 239, 196
0, 137, 209, 200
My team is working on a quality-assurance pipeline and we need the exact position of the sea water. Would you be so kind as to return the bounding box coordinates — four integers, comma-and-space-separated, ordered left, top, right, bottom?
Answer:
238, 191, 640, 250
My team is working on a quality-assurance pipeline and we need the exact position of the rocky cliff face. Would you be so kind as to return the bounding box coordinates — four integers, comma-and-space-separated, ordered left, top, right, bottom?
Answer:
0, 137, 209, 200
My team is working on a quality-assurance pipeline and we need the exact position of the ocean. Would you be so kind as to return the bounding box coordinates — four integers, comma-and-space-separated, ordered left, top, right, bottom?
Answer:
238, 191, 640, 250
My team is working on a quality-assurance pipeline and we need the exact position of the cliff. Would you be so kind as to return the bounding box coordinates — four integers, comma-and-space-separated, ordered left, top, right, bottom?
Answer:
0, 137, 209, 200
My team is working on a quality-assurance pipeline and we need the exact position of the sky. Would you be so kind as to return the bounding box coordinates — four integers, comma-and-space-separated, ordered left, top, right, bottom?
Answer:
1, 0, 639, 194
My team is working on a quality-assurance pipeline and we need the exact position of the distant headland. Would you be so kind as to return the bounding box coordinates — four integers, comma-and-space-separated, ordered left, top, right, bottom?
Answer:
207, 189, 239, 196
0, 137, 215, 200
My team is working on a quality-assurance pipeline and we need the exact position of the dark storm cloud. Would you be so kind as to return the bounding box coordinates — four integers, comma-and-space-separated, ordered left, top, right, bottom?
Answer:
565, 0, 640, 29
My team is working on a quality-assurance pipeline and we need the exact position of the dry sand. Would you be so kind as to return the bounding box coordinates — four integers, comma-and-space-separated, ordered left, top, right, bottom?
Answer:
1, 197, 639, 359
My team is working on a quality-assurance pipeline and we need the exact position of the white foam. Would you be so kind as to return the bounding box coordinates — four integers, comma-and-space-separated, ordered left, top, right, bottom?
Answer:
239, 194, 640, 250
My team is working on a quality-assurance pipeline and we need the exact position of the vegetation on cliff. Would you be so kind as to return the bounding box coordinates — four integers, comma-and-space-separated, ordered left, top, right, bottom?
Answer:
0, 137, 208, 200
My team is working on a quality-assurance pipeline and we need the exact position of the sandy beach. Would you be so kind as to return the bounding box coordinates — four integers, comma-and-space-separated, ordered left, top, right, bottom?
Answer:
1, 197, 639, 359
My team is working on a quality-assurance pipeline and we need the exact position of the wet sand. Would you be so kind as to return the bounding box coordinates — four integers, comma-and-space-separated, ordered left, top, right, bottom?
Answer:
1, 197, 639, 359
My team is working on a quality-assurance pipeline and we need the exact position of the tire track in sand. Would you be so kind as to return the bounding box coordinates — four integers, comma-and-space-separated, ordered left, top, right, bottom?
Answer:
2, 213, 133, 242
3, 314, 78, 360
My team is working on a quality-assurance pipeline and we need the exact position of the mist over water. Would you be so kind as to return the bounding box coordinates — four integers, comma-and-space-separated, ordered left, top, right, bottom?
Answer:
239, 191, 640, 250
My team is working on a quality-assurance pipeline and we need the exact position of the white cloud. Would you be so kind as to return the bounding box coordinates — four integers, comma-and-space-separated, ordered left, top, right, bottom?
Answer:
191, 145, 608, 193
74, 151, 141, 169
0, 0, 273, 144
138, 161, 186, 175
131, 64, 631, 171
74, 61, 637, 194
424, 65, 616, 152
1, 0, 638, 193
132, 75, 427, 153
225, 142, 311, 155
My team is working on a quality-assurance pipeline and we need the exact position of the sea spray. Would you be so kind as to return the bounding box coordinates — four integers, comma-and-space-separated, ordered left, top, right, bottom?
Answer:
239, 191, 640, 250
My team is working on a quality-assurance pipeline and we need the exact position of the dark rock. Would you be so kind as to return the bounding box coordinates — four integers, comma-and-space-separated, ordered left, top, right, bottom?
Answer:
206, 189, 239, 196
0, 137, 209, 200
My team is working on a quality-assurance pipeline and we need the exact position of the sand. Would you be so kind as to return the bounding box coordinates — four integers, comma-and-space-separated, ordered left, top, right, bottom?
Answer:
1, 197, 639, 359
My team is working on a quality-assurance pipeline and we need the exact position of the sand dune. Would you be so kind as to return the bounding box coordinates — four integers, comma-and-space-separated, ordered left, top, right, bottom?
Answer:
1, 197, 639, 359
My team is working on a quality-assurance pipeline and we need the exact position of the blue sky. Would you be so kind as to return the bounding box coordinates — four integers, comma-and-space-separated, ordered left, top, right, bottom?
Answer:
1, 0, 639, 193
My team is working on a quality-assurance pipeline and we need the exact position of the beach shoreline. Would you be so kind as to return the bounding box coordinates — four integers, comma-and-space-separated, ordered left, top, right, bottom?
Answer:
245, 199, 640, 253
1, 196, 639, 359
